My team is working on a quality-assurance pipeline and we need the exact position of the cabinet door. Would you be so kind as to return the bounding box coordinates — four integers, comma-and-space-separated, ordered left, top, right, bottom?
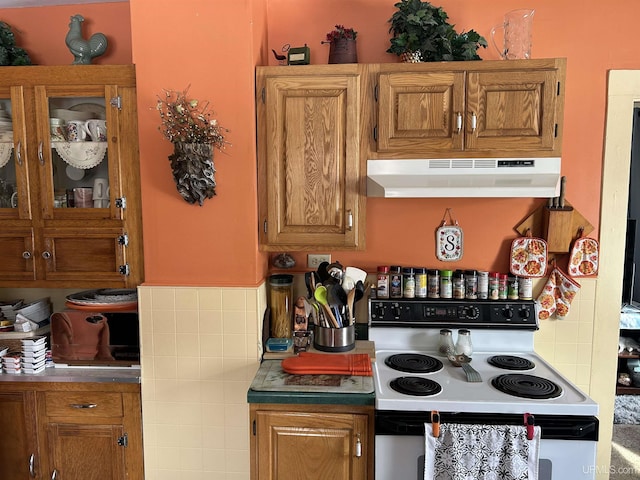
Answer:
45, 423, 126, 480
465, 69, 561, 153
0, 389, 39, 480
258, 70, 363, 250
255, 411, 368, 480
377, 71, 465, 153
0, 227, 36, 281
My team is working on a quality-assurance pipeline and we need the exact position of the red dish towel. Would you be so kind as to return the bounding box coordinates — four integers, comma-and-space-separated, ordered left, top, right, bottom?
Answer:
281, 352, 372, 376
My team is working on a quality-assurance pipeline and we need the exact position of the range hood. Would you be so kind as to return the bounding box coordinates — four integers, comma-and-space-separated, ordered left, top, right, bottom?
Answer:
367, 158, 561, 198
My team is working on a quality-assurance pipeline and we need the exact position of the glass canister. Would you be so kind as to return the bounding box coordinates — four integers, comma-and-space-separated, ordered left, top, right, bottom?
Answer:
438, 329, 455, 356
268, 274, 293, 338
455, 329, 473, 356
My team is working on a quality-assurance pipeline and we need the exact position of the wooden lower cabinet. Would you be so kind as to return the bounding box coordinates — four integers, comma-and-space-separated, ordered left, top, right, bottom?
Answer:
250, 403, 374, 480
0, 381, 143, 480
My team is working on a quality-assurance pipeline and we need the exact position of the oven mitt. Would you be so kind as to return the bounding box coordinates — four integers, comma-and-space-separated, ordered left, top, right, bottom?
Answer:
535, 267, 580, 320
568, 234, 599, 277
281, 352, 372, 376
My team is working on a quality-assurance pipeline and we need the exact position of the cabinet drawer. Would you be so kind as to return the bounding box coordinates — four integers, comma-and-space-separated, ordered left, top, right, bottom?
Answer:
44, 391, 123, 418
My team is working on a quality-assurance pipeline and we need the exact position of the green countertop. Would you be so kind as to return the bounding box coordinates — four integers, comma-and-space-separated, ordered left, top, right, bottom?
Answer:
247, 360, 375, 406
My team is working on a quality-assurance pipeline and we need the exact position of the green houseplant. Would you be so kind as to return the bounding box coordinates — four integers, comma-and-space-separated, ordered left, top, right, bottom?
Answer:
387, 0, 486, 62
0, 21, 31, 66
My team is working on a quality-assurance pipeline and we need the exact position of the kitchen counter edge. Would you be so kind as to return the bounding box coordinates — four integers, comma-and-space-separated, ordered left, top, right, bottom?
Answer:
248, 388, 375, 406
0, 366, 141, 383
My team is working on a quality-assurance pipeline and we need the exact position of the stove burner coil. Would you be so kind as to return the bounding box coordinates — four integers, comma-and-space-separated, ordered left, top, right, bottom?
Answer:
384, 354, 443, 374
389, 376, 442, 397
492, 374, 562, 399
488, 355, 535, 371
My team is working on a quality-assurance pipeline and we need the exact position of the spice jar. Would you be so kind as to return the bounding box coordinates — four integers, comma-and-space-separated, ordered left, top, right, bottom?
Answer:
415, 267, 428, 298
428, 269, 440, 298
438, 329, 455, 356
390, 266, 403, 299
465, 270, 478, 299
377, 266, 390, 299
440, 270, 453, 299
477, 271, 489, 300
508, 275, 519, 300
455, 329, 473, 356
453, 270, 465, 299
498, 274, 509, 300
489, 272, 500, 300
402, 267, 416, 299
268, 274, 293, 338
519, 277, 533, 300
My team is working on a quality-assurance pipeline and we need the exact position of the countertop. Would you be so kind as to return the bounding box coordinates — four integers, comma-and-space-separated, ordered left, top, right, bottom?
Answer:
248, 344, 375, 406
0, 365, 141, 383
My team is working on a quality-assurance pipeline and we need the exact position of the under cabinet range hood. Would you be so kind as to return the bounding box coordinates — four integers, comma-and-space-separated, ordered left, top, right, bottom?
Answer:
367, 158, 561, 198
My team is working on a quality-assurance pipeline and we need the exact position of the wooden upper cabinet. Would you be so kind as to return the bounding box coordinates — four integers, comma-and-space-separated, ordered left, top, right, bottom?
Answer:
374, 58, 566, 158
0, 66, 143, 288
257, 65, 366, 251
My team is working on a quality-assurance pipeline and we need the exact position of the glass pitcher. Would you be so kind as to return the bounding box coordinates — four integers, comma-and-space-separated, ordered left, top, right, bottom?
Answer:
490, 9, 535, 60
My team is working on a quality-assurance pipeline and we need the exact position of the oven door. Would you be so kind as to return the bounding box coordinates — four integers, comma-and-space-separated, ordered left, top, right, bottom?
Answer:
375, 411, 599, 480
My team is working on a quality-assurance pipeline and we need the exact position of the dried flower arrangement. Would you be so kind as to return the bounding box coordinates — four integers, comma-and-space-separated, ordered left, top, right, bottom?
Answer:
156, 86, 228, 149
325, 25, 358, 42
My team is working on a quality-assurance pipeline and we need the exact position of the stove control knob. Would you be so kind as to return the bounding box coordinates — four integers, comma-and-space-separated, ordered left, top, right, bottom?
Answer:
392, 305, 401, 318
502, 307, 514, 319
519, 308, 531, 319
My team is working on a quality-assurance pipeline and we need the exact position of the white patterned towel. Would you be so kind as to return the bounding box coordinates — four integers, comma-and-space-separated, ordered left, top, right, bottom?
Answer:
424, 423, 541, 480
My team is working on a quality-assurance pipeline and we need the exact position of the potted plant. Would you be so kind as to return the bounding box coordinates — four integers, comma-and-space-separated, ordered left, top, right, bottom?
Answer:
0, 21, 31, 66
156, 86, 229, 206
322, 25, 358, 64
387, 0, 486, 62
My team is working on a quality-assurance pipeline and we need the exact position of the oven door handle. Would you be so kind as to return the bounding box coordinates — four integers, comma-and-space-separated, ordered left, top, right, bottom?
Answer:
376, 416, 430, 435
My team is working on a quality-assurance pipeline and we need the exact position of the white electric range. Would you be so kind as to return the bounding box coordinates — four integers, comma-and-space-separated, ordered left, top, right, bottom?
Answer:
368, 298, 599, 480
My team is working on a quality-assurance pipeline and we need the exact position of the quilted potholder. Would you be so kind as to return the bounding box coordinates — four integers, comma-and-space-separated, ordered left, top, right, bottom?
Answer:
510, 234, 548, 278
568, 235, 599, 277
436, 208, 463, 262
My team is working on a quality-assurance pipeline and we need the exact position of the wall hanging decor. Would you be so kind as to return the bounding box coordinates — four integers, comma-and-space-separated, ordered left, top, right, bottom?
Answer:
156, 86, 230, 206
322, 25, 358, 64
65, 14, 108, 65
387, 0, 486, 62
436, 208, 463, 261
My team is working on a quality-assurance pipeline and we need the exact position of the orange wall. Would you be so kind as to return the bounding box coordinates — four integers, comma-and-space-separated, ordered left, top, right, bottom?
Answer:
4, 0, 640, 286
0, 3, 131, 65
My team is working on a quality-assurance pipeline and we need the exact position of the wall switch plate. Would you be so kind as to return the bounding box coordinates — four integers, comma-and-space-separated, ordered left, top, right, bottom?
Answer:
307, 254, 331, 269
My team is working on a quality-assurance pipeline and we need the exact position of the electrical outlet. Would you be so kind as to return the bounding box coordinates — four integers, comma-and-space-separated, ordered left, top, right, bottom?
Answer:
307, 254, 331, 269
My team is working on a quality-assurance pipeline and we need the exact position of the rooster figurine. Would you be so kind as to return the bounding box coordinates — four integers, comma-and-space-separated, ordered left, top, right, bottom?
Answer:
65, 14, 108, 65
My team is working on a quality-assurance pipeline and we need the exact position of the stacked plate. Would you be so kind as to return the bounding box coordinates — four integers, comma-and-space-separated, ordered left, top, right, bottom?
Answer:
66, 289, 138, 311
21, 336, 47, 374
0, 105, 13, 142
2, 353, 21, 374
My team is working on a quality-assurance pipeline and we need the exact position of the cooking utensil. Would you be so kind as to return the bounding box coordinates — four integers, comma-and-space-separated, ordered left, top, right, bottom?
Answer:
304, 272, 314, 298
353, 280, 365, 303
342, 275, 355, 293
327, 262, 345, 282
447, 353, 482, 382
317, 261, 330, 282
345, 266, 367, 285
346, 288, 356, 325
314, 285, 339, 328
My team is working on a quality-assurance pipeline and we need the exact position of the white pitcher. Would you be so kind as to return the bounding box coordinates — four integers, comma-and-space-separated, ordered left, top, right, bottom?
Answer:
490, 9, 535, 60
84, 119, 107, 142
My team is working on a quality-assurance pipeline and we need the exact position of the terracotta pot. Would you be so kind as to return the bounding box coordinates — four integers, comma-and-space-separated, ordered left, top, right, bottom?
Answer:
168, 142, 217, 206
328, 38, 358, 64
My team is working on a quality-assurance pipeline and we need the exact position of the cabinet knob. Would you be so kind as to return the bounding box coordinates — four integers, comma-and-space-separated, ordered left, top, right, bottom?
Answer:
51, 469, 58, 480
22, 251, 32, 259
29, 453, 35, 478
41, 251, 52, 259
70, 403, 97, 409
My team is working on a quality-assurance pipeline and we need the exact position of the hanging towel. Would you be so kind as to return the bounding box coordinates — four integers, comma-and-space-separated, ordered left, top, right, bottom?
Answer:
281, 352, 372, 376
424, 423, 541, 480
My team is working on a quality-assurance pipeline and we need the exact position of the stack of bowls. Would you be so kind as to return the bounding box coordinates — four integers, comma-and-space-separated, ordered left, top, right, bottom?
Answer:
0, 105, 12, 141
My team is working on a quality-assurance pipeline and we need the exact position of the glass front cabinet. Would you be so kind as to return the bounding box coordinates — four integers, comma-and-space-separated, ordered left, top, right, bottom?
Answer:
0, 65, 143, 288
